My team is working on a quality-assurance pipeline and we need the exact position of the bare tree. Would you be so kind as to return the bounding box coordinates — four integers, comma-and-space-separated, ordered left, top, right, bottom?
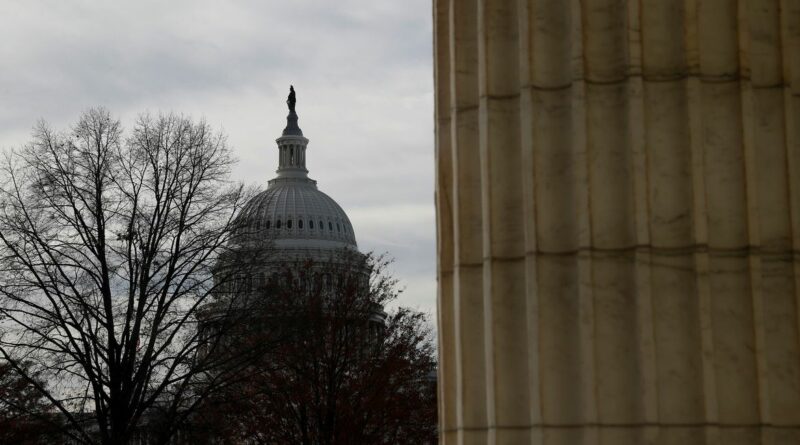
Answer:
194, 253, 438, 445
0, 108, 270, 444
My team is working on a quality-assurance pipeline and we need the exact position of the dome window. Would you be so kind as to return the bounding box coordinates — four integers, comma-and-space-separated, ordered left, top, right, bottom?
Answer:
266, 220, 271, 229
328, 222, 333, 231
299, 220, 303, 229
277, 219, 282, 229
337, 223, 341, 232
319, 220, 324, 230
287, 219, 293, 229
309, 220, 314, 229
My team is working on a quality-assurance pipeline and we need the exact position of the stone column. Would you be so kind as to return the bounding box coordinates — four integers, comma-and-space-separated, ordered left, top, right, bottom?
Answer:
434, 0, 800, 443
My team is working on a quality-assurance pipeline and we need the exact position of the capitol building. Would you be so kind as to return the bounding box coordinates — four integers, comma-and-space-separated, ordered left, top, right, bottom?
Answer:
236, 87, 360, 264
202, 87, 386, 348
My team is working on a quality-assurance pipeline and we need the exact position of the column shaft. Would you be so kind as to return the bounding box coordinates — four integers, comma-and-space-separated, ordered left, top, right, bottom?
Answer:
434, 0, 800, 443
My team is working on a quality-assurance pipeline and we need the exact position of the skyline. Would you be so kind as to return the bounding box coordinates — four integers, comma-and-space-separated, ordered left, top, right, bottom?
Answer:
0, 0, 435, 315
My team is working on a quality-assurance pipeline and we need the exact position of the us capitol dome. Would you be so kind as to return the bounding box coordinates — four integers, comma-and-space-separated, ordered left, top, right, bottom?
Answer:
200, 86, 384, 361
237, 85, 360, 260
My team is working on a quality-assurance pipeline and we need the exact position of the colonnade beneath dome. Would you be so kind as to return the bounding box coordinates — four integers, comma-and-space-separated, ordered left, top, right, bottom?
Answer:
433, 0, 800, 444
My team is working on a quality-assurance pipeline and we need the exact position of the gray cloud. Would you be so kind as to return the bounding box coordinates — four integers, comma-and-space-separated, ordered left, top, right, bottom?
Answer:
0, 0, 436, 314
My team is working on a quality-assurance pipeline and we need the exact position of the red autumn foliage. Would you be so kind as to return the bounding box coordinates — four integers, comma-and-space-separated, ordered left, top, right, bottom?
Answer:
0, 362, 50, 445
191, 255, 437, 444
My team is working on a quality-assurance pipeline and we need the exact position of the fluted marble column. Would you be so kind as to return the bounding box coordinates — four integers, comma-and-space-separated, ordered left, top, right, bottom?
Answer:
434, 0, 800, 443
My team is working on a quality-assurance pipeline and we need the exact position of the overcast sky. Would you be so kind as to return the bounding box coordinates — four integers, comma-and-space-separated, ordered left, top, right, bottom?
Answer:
0, 1, 436, 315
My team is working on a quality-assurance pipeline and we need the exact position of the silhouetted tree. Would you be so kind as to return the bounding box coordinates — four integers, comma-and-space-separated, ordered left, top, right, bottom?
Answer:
0, 108, 271, 444
193, 254, 437, 445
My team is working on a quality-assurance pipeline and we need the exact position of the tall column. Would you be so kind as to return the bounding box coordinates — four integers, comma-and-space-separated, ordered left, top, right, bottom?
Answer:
434, 0, 800, 443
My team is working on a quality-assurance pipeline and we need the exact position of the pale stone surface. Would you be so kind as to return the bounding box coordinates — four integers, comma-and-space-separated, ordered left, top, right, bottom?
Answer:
434, 0, 800, 442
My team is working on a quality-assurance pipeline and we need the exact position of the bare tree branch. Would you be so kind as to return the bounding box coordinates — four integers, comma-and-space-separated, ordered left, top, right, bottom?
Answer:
0, 108, 272, 444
